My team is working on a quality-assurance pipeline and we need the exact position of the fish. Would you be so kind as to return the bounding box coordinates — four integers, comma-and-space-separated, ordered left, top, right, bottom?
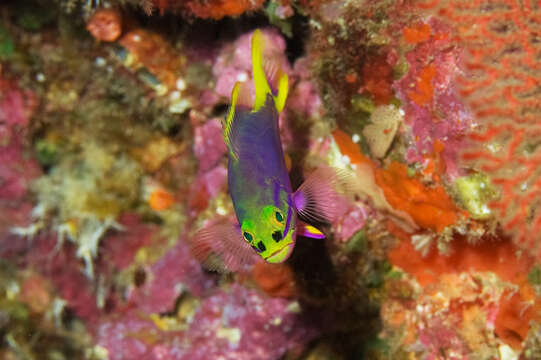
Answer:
191, 30, 344, 272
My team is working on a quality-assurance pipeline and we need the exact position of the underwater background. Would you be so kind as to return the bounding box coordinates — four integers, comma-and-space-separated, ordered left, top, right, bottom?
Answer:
0, 0, 540, 359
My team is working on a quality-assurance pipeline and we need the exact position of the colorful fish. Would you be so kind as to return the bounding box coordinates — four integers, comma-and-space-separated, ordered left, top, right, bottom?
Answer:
192, 30, 342, 271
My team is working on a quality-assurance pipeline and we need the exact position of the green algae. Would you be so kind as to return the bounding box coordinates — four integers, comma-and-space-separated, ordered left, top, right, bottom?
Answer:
454, 173, 497, 220
344, 230, 367, 254
15, 1, 55, 31
0, 26, 14, 59
265, 1, 293, 38
528, 266, 541, 286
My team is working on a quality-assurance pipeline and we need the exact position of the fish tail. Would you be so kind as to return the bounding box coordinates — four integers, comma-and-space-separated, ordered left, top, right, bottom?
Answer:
251, 29, 288, 113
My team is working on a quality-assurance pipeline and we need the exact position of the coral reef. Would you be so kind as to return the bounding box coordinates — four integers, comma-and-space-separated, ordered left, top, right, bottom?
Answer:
144, 0, 266, 19
97, 284, 316, 360
393, 18, 473, 179
1, 0, 540, 359
435, 0, 541, 259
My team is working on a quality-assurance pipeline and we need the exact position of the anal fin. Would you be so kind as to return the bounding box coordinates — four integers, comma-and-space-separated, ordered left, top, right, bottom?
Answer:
297, 220, 325, 239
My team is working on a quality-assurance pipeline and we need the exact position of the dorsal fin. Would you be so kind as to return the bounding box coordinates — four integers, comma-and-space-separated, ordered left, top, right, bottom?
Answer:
251, 29, 289, 113
223, 82, 241, 160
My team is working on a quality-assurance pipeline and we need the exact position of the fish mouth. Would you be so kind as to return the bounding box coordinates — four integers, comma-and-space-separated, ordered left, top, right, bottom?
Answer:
265, 244, 294, 263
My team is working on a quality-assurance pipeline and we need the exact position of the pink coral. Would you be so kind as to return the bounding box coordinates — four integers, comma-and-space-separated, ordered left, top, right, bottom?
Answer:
0, 79, 41, 259
128, 237, 215, 314
0, 202, 35, 258
0, 79, 36, 129
0, 80, 41, 201
99, 213, 156, 269
24, 234, 100, 323
0, 135, 41, 201
188, 164, 227, 216
287, 58, 325, 120
437, 0, 541, 258
333, 203, 370, 242
184, 284, 316, 359
418, 321, 469, 360
96, 308, 174, 360
393, 18, 473, 179
15, 214, 181, 324
97, 284, 318, 360
192, 117, 227, 173
12, 218, 214, 325
408, 0, 541, 258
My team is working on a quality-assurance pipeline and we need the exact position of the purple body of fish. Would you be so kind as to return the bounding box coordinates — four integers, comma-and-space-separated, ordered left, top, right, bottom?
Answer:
227, 96, 293, 229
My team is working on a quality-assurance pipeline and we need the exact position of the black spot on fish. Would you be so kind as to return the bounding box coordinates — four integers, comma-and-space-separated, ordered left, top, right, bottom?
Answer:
272, 230, 282, 242
257, 241, 266, 252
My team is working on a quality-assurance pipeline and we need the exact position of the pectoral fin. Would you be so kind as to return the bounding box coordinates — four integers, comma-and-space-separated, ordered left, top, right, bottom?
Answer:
189, 220, 257, 273
293, 166, 345, 223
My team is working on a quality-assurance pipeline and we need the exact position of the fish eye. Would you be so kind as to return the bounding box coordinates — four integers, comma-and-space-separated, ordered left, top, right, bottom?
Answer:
243, 231, 253, 243
275, 211, 284, 223
272, 230, 282, 242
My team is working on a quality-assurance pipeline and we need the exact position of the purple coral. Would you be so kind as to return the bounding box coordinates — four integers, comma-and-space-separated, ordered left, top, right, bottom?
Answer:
99, 213, 156, 270
0, 79, 35, 129
0, 135, 41, 201
0, 80, 41, 257
97, 284, 318, 360
0, 201, 36, 258
184, 284, 317, 359
24, 234, 100, 323
334, 203, 370, 242
0, 80, 41, 201
393, 18, 473, 179
128, 237, 216, 314
96, 309, 174, 360
287, 58, 325, 120
192, 117, 227, 173
418, 321, 469, 360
